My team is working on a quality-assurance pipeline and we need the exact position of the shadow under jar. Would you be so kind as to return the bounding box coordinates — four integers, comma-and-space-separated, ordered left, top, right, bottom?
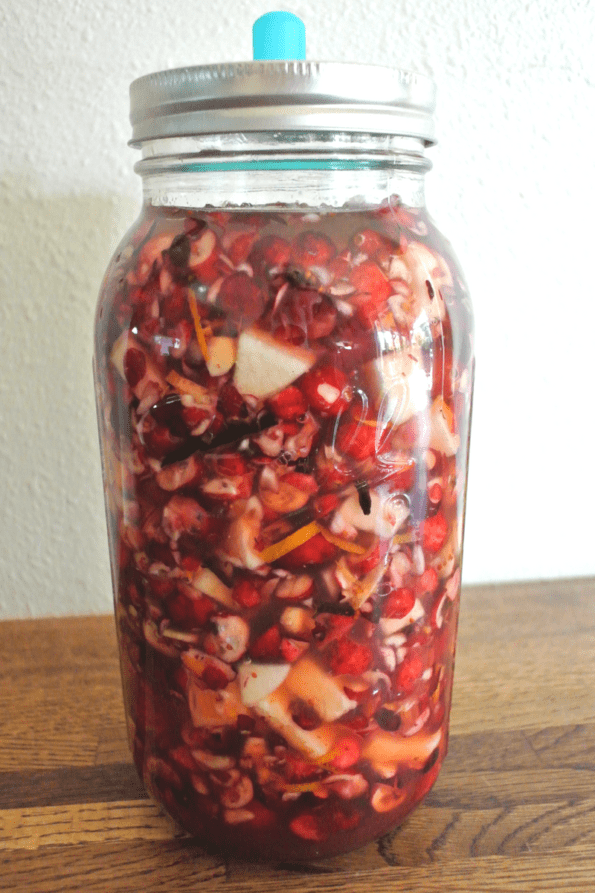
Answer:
94, 61, 474, 860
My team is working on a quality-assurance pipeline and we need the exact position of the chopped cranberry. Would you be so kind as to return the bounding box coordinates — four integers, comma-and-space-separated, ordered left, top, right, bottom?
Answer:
422, 512, 449, 553
415, 567, 439, 595
351, 229, 390, 257
292, 232, 335, 268
316, 613, 355, 644
217, 272, 264, 326
280, 637, 309, 662
279, 533, 337, 569
330, 735, 362, 770
273, 287, 337, 342
326, 638, 372, 675
168, 592, 216, 628
313, 493, 340, 518
250, 625, 282, 660
267, 385, 307, 420
232, 579, 261, 609
249, 234, 292, 278
300, 366, 351, 416
395, 652, 425, 693
217, 383, 245, 418
289, 812, 328, 842
384, 587, 416, 619
215, 455, 248, 477
336, 420, 376, 461
123, 348, 147, 388
351, 260, 391, 302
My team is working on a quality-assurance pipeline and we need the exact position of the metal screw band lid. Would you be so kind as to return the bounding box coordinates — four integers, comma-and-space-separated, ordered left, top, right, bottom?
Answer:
129, 61, 436, 147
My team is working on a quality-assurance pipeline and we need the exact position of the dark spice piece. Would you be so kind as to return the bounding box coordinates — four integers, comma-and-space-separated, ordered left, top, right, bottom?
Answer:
356, 481, 372, 515
167, 234, 191, 268
161, 411, 278, 466
425, 279, 435, 300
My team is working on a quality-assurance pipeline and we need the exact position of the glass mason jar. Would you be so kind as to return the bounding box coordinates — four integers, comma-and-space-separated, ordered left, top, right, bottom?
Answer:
94, 61, 474, 860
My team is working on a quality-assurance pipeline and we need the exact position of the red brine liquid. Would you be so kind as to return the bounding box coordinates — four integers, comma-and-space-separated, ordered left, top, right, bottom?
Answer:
94, 199, 473, 860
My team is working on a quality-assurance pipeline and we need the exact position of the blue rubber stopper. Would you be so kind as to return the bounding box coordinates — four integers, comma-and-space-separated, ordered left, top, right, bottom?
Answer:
252, 11, 306, 60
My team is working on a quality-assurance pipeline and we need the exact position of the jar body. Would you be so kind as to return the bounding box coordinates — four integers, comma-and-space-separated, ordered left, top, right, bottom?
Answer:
94, 148, 473, 860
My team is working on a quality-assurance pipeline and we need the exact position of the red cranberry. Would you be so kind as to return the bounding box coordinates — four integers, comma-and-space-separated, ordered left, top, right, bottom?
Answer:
123, 348, 147, 388
217, 272, 264, 326
336, 420, 377, 461
422, 512, 448, 553
291, 232, 335, 268
300, 366, 351, 416
384, 587, 416, 619
250, 625, 282, 660
279, 533, 337, 569
267, 386, 307, 420
232, 579, 261, 609
326, 638, 372, 675
395, 652, 425, 693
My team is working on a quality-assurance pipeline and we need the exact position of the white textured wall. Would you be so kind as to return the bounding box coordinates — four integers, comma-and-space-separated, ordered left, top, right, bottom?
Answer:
1, 0, 593, 618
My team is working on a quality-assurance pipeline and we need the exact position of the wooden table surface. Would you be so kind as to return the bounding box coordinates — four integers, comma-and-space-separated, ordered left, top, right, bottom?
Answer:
1, 577, 594, 892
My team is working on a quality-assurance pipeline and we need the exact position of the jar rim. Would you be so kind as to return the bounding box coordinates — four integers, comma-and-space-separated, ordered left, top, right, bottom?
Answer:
129, 61, 436, 147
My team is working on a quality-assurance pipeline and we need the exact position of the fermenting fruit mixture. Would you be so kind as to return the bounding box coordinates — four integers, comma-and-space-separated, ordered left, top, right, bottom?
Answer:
94, 200, 473, 859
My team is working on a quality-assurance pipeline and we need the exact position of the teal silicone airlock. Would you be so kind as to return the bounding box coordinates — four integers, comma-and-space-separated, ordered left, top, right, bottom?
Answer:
252, 11, 306, 61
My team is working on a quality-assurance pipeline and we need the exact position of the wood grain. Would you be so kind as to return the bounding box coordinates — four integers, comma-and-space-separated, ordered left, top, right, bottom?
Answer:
1, 577, 594, 891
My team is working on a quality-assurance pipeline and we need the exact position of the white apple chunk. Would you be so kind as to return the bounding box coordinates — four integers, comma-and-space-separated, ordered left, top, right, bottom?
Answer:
285, 657, 357, 723
205, 336, 237, 377
187, 566, 236, 610
332, 488, 409, 540
429, 397, 459, 457
234, 327, 317, 399
253, 688, 338, 761
187, 679, 251, 729
362, 347, 429, 430
238, 661, 292, 707
362, 728, 441, 777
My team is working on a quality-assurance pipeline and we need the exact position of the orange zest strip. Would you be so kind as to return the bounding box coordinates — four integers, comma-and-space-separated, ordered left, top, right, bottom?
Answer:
257, 521, 321, 564
318, 527, 367, 555
166, 369, 208, 404
283, 781, 324, 794
392, 531, 415, 544
188, 290, 210, 362
313, 746, 340, 766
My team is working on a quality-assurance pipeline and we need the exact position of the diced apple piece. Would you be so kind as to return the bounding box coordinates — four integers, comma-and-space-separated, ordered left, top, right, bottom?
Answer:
342, 562, 387, 611
332, 489, 409, 540
219, 497, 265, 570
189, 567, 236, 609
285, 657, 357, 722
254, 688, 338, 761
238, 661, 292, 707
429, 397, 459, 457
280, 606, 316, 637
187, 679, 251, 728
370, 783, 406, 813
234, 327, 317, 399
206, 336, 237, 377
362, 729, 441, 776
362, 347, 429, 429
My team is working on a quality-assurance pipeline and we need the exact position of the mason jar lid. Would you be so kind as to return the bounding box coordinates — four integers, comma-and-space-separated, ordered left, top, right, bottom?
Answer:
129, 61, 436, 147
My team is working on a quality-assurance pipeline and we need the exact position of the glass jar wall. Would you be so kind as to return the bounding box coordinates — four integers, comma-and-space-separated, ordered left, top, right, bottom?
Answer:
94, 131, 474, 859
